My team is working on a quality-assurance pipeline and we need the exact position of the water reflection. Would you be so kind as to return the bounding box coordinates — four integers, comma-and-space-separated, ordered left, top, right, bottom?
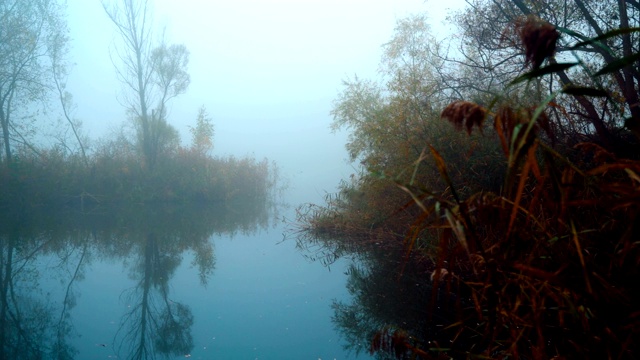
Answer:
0, 199, 272, 360
0, 228, 80, 359
114, 233, 197, 359
296, 232, 461, 360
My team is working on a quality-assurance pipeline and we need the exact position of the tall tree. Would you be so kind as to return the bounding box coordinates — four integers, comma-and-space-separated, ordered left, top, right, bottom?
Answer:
0, 0, 69, 165
331, 15, 499, 181
332, 16, 444, 169
102, 0, 190, 170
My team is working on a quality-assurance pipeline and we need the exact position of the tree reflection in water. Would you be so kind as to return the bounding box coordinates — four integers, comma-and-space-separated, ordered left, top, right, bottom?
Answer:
296, 231, 465, 360
0, 212, 84, 360
114, 230, 196, 359
0, 198, 272, 359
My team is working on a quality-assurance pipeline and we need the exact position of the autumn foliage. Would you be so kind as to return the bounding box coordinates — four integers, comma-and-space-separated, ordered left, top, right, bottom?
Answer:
299, 5, 640, 360
384, 18, 640, 360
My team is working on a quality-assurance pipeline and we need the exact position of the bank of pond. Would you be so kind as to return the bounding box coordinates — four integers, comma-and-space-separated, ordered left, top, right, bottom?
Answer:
0, 147, 276, 209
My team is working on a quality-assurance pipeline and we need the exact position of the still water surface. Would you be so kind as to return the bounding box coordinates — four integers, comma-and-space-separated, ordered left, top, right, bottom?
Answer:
0, 199, 373, 359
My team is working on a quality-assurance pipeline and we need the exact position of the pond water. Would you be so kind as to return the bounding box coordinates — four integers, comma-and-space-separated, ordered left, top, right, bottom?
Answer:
0, 198, 374, 360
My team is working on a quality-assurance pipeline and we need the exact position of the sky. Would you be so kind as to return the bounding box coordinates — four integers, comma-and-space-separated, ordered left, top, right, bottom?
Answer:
65, 0, 466, 203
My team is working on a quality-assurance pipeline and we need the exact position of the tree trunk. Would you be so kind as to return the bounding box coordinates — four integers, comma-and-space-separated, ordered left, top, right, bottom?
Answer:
617, 0, 640, 137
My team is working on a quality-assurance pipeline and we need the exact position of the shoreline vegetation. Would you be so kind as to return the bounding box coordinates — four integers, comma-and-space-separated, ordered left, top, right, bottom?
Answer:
0, 101, 281, 212
0, 144, 279, 211
296, 4, 640, 360
1, 1, 281, 214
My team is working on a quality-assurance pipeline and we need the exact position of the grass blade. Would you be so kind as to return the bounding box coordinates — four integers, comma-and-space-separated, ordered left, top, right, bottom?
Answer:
594, 52, 640, 76
511, 63, 579, 84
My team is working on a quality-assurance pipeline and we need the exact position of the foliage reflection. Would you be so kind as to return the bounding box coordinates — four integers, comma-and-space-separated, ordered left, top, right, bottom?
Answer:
296, 231, 466, 360
0, 199, 272, 359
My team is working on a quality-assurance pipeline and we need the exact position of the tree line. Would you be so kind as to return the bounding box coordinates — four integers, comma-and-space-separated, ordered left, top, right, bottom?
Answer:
0, 0, 277, 208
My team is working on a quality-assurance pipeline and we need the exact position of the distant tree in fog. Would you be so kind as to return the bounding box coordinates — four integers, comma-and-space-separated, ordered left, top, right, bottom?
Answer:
102, 0, 190, 170
189, 106, 215, 156
0, 0, 69, 165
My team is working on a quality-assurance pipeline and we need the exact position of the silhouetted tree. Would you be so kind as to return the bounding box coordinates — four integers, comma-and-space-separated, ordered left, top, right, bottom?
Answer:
102, 0, 190, 170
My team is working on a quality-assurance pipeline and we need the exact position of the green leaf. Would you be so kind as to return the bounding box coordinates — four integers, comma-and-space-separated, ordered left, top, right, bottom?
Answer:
511, 62, 579, 84
594, 53, 640, 76
573, 27, 640, 48
556, 26, 590, 42
562, 86, 608, 97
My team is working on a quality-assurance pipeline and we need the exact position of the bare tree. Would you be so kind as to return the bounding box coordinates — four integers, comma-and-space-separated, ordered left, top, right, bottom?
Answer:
51, 41, 89, 167
102, 0, 190, 170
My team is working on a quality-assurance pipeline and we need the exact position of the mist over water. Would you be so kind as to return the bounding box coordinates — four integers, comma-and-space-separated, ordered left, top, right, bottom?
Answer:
1, 1, 468, 358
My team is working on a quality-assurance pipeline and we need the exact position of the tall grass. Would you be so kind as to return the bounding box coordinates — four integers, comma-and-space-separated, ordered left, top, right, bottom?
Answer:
0, 143, 278, 210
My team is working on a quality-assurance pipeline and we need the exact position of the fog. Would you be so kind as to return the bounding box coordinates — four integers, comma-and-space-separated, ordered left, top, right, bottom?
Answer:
66, 0, 464, 204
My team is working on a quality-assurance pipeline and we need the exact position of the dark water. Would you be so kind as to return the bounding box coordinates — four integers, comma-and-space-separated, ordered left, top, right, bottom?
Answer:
0, 199, 374, 360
